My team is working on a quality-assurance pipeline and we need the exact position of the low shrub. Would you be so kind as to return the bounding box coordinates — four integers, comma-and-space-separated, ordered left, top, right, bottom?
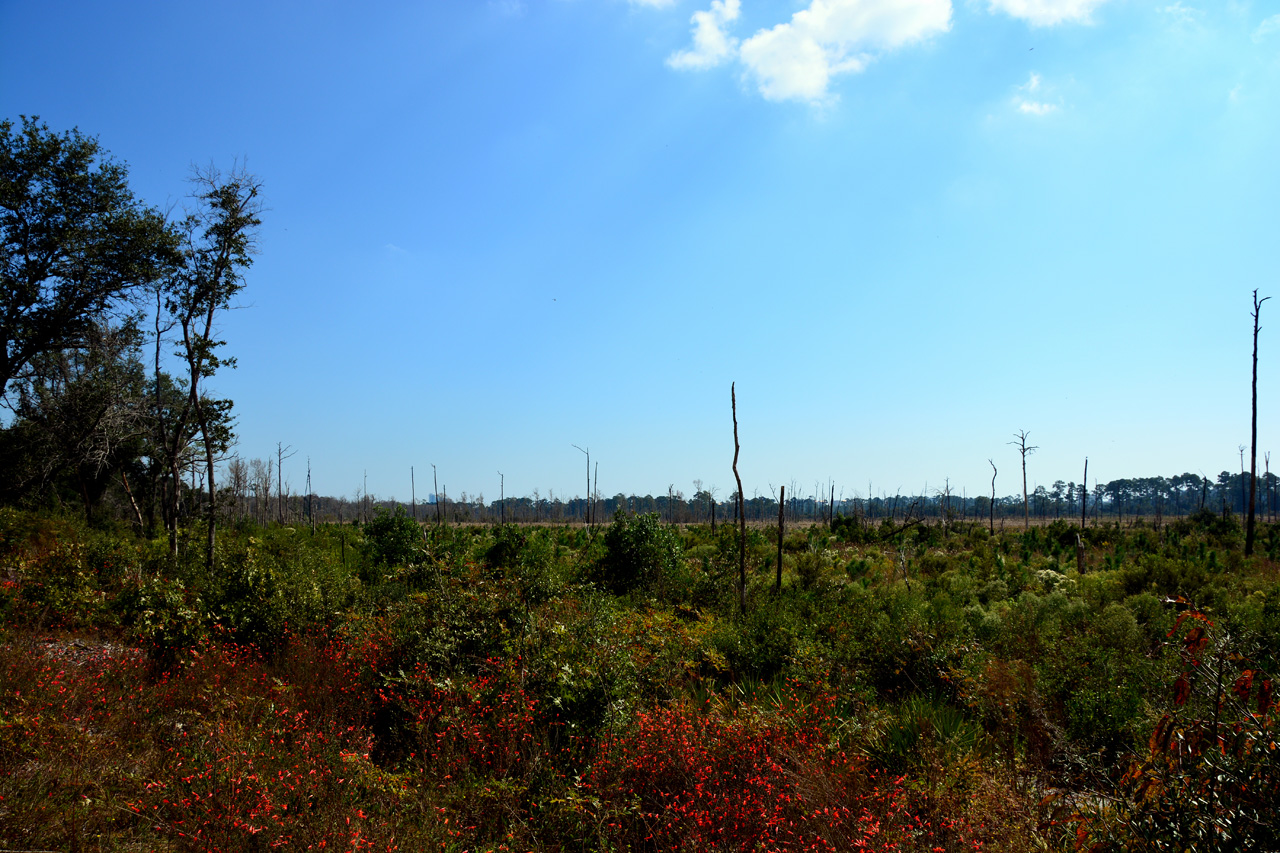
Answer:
592, 510, 683, 599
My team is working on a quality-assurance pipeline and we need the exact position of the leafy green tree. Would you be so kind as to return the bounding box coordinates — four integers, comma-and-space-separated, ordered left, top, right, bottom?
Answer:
0, 116, 178, 402
595, 509, 683, 599
365, 506, 423, 567
0, 319, 148, 519
155, 167, 261, 567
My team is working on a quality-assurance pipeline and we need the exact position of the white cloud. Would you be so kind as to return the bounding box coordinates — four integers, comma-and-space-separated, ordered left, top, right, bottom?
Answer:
1254, 14, 1280, 42
735, 0, 952, 103
1159, 3, 1200, 26
1013, 71, 1057, 114
667, 0, 741, 70
987, 0, 1111, 27
1017, 100, 1056, 114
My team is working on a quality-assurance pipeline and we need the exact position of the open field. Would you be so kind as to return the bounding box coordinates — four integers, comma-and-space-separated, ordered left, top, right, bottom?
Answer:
2, 506, 1277, 851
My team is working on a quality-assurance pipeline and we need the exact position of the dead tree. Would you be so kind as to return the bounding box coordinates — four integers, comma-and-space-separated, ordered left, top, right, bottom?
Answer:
731, 383, 746, 616
432, 465, 441, 526
1081, 458, 1088, 529
307, 458, 315, 534
1267, 452, 1273, 523
776, 485, 785, 594
276, 442, 296, 523
1247, 290, 1270, 555
573, 445, 589, 525
1009, 430, 1038, 530
988, 459, 997, 535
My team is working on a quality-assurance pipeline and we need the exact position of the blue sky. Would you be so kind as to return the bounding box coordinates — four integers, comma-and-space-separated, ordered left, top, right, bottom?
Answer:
3, 0, 1278, 505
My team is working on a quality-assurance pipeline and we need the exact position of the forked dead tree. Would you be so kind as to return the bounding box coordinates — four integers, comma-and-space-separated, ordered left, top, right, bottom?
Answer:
1009, 430, 1038, 530
277, 442, 296, 523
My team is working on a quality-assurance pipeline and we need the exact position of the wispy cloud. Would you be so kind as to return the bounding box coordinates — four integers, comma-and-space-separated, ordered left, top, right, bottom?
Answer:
718, 0, 953, 104
1159, 3, 1200, 27
667, 0, 741, 70
1254, 14, 1280, 42
988, 0, 1111, 27
1013, 72, 1058, 114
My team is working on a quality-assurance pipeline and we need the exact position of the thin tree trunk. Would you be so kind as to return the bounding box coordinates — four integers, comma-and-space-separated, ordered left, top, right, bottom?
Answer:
121, 470, 145, 533
989, 459, 997, 536
433, 465, 440, 526
198, 396, 216, 571
732, 383, 746, 616
1082, 458, 1088, 529
776, 485, 785, 594
1247, 290, 1269, 555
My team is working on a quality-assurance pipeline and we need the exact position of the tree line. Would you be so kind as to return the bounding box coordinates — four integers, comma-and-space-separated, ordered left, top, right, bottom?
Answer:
200, 465, 1280, 529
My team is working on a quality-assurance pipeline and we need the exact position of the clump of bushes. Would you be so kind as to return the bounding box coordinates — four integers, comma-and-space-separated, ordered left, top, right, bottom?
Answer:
362, 506, 423, 575
592, 510, 684, 599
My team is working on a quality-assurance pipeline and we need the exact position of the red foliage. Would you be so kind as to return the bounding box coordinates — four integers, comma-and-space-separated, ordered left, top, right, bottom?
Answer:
585, 686, 981, 852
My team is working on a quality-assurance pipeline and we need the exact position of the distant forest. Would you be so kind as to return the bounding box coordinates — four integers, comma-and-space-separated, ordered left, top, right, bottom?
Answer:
219, 463, 1278, 529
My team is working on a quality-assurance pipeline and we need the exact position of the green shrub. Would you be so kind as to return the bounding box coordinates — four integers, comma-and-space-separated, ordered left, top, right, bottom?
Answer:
115, 573, 205, 667
363, 507, 423, 572
594, 510, 683, 599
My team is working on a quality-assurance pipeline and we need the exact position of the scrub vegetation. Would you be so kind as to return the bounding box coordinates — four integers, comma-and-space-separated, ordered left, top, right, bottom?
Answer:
1, 506, 1277, 851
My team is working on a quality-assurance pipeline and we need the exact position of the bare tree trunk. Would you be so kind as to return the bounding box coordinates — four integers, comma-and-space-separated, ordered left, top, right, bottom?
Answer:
989, 459, 997, 536
732, 383, 746, 616
307, 458, 315, 535
1247, 290, 1269, 556
432, 464, 440, 526
277, 443, 297, 524
776, 485, 785, 594
1240, 446, 1247, 518
200, 400, 217, 568
121, 470, 145, 533
1082, 458, 1088, 529
1267, 452, 1273, 523
573, 445, 590, 525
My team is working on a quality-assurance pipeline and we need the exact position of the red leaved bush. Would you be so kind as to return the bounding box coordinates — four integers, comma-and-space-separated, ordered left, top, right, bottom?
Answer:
585, 685, 981, 852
